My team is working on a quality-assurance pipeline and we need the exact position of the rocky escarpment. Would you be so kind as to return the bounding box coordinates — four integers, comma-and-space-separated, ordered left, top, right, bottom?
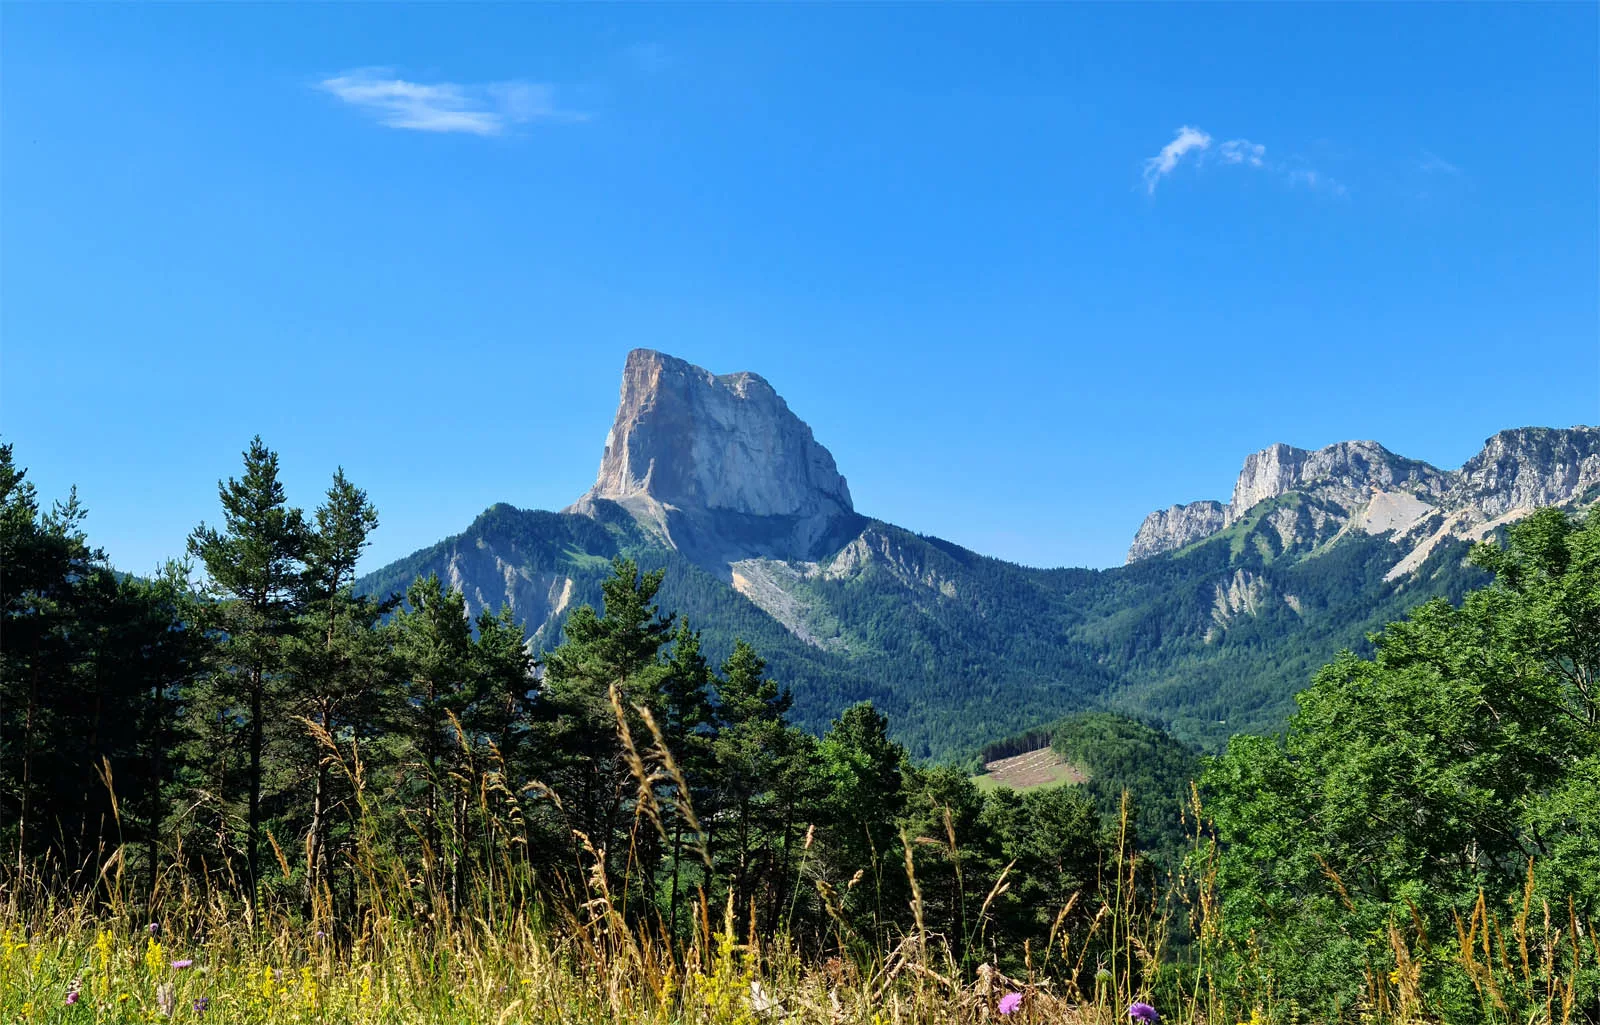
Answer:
1227, 441, 1448, 520
1127, 427, 1600, 564
1127, 501, 1226, 561
1449, 427, 1600, 516
566, 349, 862, 572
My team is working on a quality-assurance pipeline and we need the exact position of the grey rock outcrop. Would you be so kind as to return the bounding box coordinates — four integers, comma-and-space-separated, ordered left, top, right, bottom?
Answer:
1227, 441, 1447, 523
1448, 427, 1600, 518
1127, 427, 1600, 564
566, 349, 861, 571
1128, 501, 1226, 561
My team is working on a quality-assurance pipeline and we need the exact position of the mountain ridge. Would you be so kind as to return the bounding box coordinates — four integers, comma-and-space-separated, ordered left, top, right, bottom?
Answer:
356, 352, 1593, 758
1126, 427, 1600, 563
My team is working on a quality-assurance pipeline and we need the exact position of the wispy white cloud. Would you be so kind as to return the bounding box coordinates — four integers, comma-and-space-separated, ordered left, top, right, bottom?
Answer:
1142, 125, 1212, 193
1419, 150, 1462, 176
319, 67, 582, 135
1217, 139, 1265, 167
1142, 125, 1345, 197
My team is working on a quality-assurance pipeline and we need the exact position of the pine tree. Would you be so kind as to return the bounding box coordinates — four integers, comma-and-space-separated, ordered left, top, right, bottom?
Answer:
389, 573, 475, 905
186, 437, 308, 901
818, 702, 908, 941
711, 640, 801, 919
284, 469, 390, 918
542, 558, 674, 887
660, 620, 717, 933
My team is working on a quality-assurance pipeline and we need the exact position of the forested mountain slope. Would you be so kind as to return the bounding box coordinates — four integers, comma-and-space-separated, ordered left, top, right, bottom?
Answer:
356, 351, 1595, 758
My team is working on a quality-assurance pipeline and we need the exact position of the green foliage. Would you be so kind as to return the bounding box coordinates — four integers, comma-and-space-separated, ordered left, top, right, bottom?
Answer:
7, 438, 1599, 1024
977, 712, 1200, 869
1201, 507, 1600, 1021
0, 442, 208, 893
355, 494, 1492, 761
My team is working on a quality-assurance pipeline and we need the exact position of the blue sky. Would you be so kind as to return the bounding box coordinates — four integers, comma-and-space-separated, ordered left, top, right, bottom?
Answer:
4, 4, 1597, 575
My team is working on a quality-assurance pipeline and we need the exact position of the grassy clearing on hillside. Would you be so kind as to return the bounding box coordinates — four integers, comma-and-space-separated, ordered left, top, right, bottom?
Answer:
973, 746, 1088, 792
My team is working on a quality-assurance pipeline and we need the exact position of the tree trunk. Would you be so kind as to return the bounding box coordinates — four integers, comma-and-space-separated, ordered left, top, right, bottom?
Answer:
248, 662, 263, 906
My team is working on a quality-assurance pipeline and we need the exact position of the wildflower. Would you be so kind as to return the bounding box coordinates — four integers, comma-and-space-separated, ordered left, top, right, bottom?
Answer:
1, 928, 27, 956
193, 997, 209, 1015
144, 937, 166, 975
300, 965, 317, 1009
171, 959, 194, 969
156, 983, 176, 1018
147, 922, 161, 937
66, 989, 81, 1006
999, 991, 1024, 1014
1129, 1002, 1160, 1024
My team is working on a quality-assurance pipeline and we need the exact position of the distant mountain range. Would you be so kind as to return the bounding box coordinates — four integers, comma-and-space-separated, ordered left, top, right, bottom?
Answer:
357, 350, 1600, 759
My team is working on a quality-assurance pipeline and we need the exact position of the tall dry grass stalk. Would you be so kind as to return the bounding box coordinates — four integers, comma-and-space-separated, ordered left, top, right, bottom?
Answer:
5, 707, 1595, 1024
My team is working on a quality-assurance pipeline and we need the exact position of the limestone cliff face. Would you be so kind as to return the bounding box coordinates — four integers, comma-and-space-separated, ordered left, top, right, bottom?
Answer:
1227, 441, 1448, 523
566, 350, 860, 570
1127, 427, 1600, 564
1448, 427, 1600, 518
1127, 502, 1226, 562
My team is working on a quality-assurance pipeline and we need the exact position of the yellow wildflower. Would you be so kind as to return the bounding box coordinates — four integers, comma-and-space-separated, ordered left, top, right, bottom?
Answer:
144, 937, 165, 976
262, 964, 277, 1000
300, 965, 318, 1010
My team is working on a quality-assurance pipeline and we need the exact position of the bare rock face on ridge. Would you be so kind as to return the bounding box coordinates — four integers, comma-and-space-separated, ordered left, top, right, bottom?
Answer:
565, 349, 861, 572
1127, 501, 1226, 560
1126, 427, 1600, 564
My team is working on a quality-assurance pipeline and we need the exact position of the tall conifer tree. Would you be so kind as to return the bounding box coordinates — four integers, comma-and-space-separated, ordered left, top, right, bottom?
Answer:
187, 437, 308, 901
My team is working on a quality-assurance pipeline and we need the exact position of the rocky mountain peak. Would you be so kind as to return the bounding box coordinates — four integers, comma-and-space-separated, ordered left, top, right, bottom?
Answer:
1229, 440, 1444, 517
1450, 426, 1600, 517
1127, 426, 1600, 564
566, 349, 859, 571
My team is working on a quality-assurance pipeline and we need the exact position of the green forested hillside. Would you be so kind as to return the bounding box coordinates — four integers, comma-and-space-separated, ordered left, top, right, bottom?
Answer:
978, 712, 1201, 861
356, 491, 1494, 760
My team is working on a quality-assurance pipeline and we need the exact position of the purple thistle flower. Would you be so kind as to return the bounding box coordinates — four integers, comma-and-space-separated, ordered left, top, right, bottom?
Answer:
171, 959, 194, 969
66, 990, 81, 1006
193, 997, 209, 1015
1129, 1002, 1160, 1024
999, 992, 1023, 1015
147, 922, 161, 936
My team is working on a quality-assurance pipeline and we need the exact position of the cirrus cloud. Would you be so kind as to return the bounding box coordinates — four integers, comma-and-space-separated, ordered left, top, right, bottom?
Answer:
1142, 125, 1345, 197
318, 67, 584, 136
1142, 125, 1213, 193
